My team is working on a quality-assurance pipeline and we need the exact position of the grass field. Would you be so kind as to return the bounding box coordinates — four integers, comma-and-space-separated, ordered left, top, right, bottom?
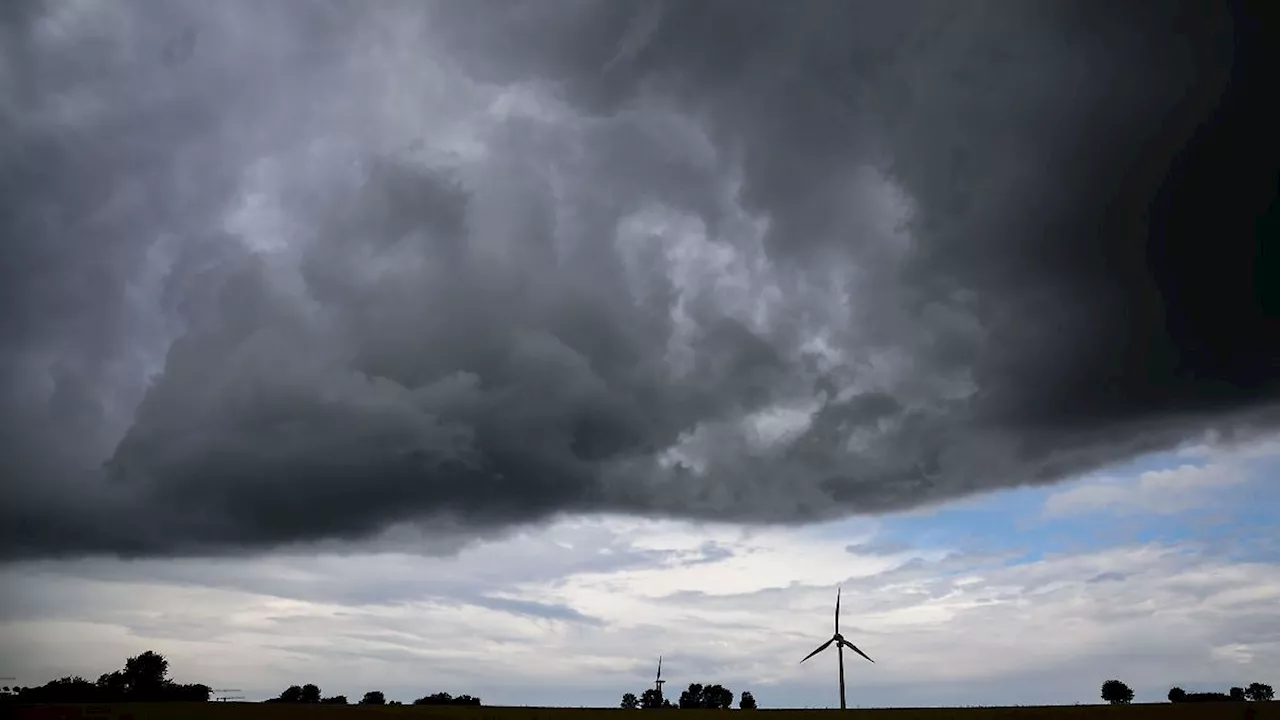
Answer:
7, 703, 1275, 720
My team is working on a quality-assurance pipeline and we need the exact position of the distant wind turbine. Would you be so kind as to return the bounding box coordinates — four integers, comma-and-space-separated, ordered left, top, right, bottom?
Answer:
799, 586, 874, 710
654, 655, 666, 702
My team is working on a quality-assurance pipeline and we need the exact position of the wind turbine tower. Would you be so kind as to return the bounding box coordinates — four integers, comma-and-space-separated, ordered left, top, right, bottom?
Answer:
799, 586, 874, 709
654, 655, 666, 702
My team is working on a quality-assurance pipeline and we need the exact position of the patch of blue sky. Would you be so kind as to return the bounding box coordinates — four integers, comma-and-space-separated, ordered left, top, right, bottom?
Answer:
821, 447, 1274, 566
871, 483, 1060, 560
1201, 475, 1279, 563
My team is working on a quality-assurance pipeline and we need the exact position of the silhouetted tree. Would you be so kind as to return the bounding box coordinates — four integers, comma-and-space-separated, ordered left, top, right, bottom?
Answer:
621, 692, 640, 709
361, 690, 386, 705
1246, 683, 1275, 701
97, 671, 128, 701
274, 686, 339, 705
412, 691, 481, 706
20, 677, 99, 703
1101, 679, 1134, 705
739, 691, 757, 710
10, 651, 208, 704
639, 688, 666, 709
123, 651, 169, 695
679, 683, 704, 709
705, 684, 734, 709
678, 683, 733, 709
166, 683, 212, 701
1168, 687, 1187, 703
1230, 687, 1247, 702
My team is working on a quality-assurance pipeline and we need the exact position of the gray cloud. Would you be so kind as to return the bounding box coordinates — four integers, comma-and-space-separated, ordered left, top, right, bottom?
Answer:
1086, 571, 1128, 584
1, 514, 1276, 706
467, 596, 601, 626
844, 541, 913, 557
0, 522, 670, 622
1, 0, 1276, 559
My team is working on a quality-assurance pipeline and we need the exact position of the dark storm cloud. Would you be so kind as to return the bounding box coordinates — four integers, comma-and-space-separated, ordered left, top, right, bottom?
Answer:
0, 0, 1275, 559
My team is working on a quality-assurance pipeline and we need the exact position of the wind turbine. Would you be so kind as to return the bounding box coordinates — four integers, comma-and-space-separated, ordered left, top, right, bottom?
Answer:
654, 655, 666, 702
799, 586, 874, 709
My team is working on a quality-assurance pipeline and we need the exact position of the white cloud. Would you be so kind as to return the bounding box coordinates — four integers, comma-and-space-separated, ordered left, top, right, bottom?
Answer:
1042, 462, 1250, 517
2, 510, 1276, 708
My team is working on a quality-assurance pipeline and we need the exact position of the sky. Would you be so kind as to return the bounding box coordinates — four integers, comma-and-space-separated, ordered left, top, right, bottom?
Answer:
0, 0, 1276, 709
3, 433, 1277, 707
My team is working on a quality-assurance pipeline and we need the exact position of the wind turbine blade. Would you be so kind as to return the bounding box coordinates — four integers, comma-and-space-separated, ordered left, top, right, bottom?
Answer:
799, 638, 834, 664
835, 586, 841, 634
840, 639, 875, 663
656, 655, 662, 680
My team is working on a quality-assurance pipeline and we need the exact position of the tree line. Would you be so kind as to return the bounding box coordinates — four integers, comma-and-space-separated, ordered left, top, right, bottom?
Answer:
621, 683, 757, 710
4, 651, 1268, 708
1102, 679, 1274, 705
0, 650, 482, 707
0, 651, 210, 704
267, 684, 481, 706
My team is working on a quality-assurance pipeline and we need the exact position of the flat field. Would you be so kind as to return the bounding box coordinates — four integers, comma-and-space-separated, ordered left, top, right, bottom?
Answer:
7, 704, 1274, 720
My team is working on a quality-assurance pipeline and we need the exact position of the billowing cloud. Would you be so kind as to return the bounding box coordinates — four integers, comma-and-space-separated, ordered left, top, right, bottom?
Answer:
0, 0, 1275, 559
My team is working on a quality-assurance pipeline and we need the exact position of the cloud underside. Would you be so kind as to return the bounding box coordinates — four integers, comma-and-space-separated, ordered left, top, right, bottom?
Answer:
1, 0, 1276, 558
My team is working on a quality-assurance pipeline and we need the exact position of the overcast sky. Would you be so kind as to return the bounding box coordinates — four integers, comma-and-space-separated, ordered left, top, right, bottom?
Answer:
3, 434, 1278, 706
0, 0, 1275, 708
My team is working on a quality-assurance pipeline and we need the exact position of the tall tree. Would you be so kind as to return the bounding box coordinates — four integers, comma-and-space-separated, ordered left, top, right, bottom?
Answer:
702, 684, 734, 709
1101, 679, 1134, 705
123, 651, 169, 694
679, 683, 704, 709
